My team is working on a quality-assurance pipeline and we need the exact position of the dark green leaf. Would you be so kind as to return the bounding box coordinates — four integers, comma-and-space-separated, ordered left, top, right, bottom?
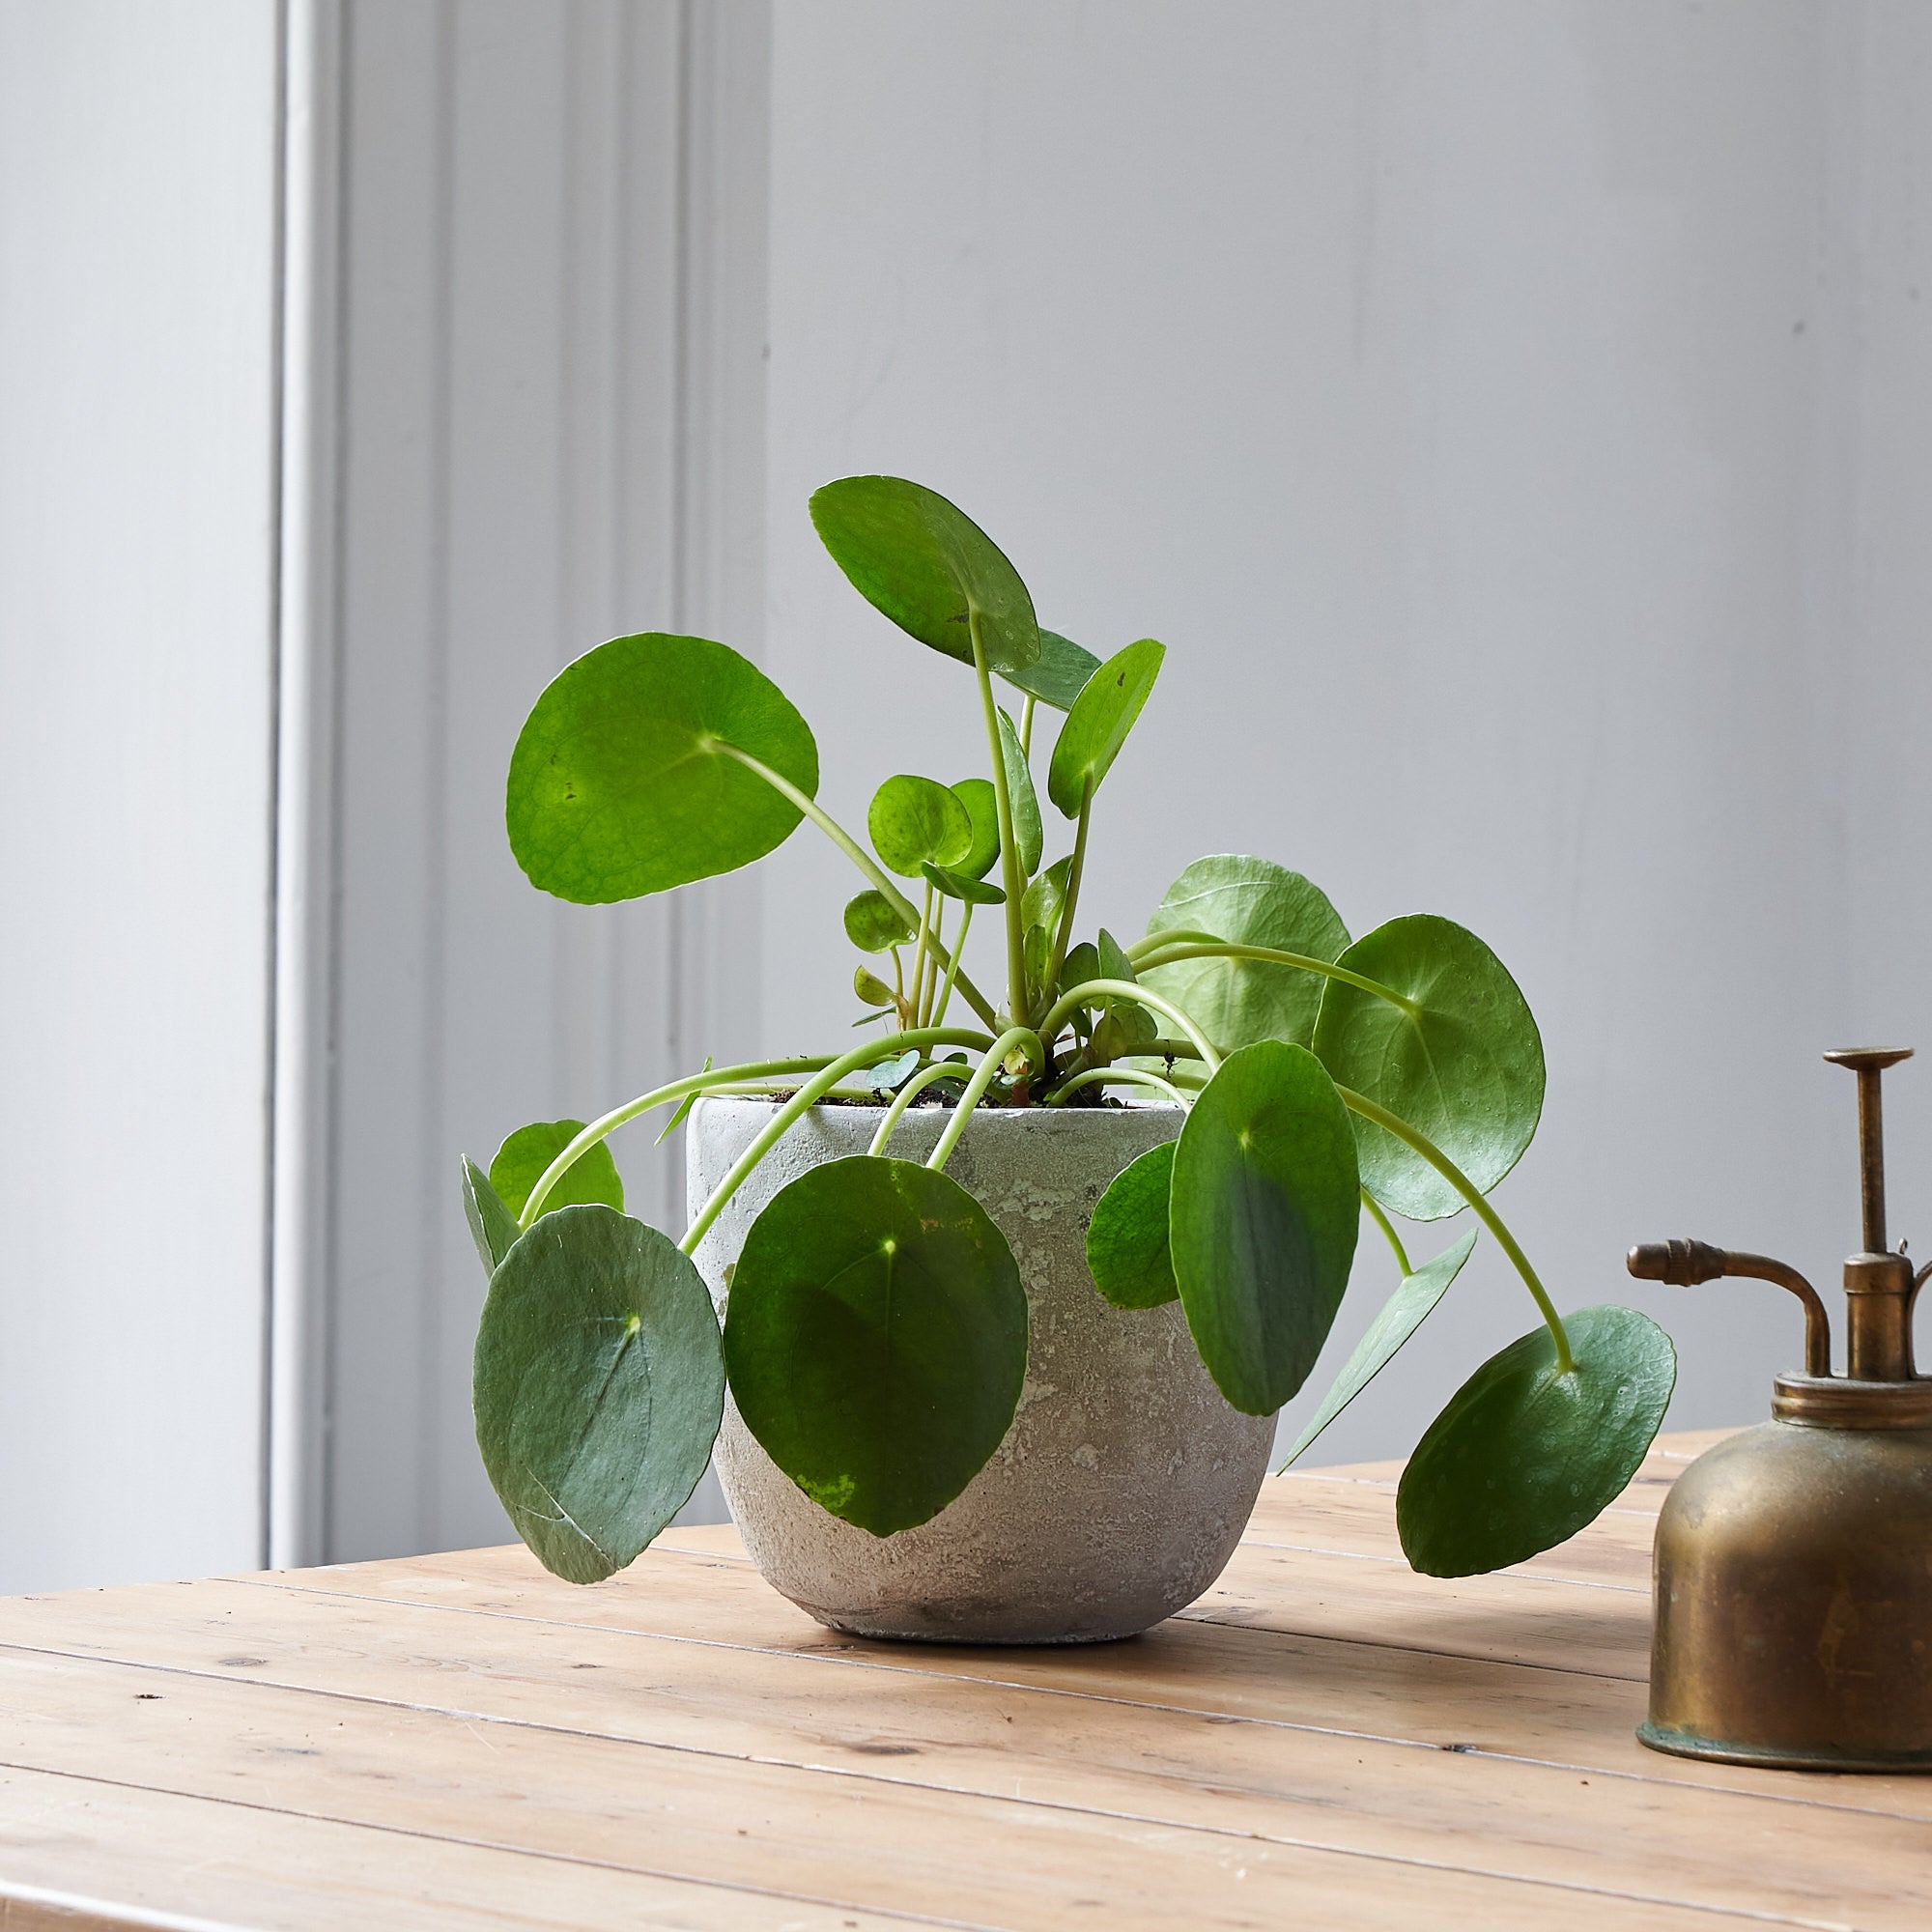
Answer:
868, 774, 972, 879
1061, 942, 1100, 1003
1001, 629, 1101, 711
1087, 1143, 1179, 1308
1312, 915, 1545, 1222
506, 633, 817, 904
951, 777, 1002, 880
462, 1157, 523, 1275
723, 1157, 1029, 1536
854, 964, 896, 1008
1279, 1228, 1477, 1468
809, 476, 1040, 675
473, 1206, 724, 1583
1397, 1305, 1676, 1577
996, 707, 1043, 875
1141, 856, 1350, 1052
923, 860, 1004, 905
844, 890, 914, 952
1091, 1002, 1158, 1060
490, 1121, 623, 1221
1047, 639, 1165, 818
1096, 928, 1136, 986
1170, 1041, 1360, 1415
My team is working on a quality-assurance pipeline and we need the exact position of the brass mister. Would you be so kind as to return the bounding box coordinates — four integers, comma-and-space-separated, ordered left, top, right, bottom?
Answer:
1628, 1048, 1932, 1771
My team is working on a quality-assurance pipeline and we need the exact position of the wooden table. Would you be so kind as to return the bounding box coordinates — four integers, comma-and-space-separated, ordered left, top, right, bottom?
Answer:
0, 1429, 1920, 1930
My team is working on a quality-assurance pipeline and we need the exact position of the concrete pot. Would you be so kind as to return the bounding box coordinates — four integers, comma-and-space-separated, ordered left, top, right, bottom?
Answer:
687, 1095, 1273, 1644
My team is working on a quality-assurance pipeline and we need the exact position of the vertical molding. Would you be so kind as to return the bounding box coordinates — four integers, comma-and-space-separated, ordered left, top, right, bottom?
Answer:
269, 0, 346, 1571
668, 0, 774, 1218
274, 0, 773, 1560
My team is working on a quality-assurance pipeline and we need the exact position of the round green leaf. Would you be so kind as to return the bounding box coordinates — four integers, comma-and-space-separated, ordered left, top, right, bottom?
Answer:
853, 963, 895, 1008
1279, 1228, 1477, 1468
1397, 1304, 1676, 1577
1087, 1142, 1178, 1309
506, 633, 818, 904
1170, 1041, 1360, 1416
1312, 915, 1545, 1222
724, 1157, 1028, 1536
490, 1120, 623, 1221
461, 1156, 523, 1275
1047, 639, 1165, 818
996, 707, 1043, 874
868, 774, 972, 879
1002, 629, 1101, 711
473, 1206, 724, 1583
923, 861, 1004, 905
1141, 856, 1350, 1053
843, 889, 914, 952
950, 778, 1002, 881
809, 476, 1040, 675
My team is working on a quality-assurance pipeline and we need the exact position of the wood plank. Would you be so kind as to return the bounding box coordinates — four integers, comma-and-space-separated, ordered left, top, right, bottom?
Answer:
0, 1647, 1773, 1932
0, 1576, 1918, 1928
0, 1764, 927, 1931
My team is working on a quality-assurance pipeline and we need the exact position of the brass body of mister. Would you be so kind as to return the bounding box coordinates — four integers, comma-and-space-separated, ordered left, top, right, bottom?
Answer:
1629, 1048, 1932, 1772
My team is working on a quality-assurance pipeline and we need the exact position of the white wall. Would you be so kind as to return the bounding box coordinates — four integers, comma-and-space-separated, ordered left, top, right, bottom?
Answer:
756, 1, 1932, 1460
0, 1, 282, 1589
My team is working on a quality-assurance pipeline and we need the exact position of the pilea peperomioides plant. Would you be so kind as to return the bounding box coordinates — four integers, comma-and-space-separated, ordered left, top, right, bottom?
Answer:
463, 475, 1676, 1591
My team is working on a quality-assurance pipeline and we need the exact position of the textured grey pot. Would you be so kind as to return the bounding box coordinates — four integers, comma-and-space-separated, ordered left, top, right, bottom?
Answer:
687, 1095, 1272, 1644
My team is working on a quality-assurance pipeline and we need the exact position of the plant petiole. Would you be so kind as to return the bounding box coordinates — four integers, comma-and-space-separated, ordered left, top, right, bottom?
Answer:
1045, 1066, 1190, 1108
523, 1055, 839, 1225
970, 610, 1031, 1027
931, 901, 973, 1027
1335, 1085, 1573, 1373
680, 1028, 995, 1256
1041, 781, 1093, 1016
1361, 1188, 1412, 1278
1036, 979, 1222, 1074
717, 741, 999, 1031
1019, 693, 1037, 760
867, 1060, 967, 1156
1130, 941, 1417, 1015
925, 1027, 1046, 1173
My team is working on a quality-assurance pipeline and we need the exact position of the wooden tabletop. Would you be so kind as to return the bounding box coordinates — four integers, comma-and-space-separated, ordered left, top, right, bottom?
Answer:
0, 1427, 1921, 1931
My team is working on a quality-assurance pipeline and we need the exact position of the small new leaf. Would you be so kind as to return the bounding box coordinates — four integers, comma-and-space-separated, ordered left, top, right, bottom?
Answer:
1047, 639, 1164, 818
844, 890, 914, 952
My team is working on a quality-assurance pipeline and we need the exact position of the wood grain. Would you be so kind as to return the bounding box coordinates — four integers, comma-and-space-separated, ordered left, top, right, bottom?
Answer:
0, 1429, 1914, 1930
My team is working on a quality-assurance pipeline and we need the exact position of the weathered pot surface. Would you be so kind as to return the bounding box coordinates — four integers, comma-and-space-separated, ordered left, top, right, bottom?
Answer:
688, 1095, 1273, 1644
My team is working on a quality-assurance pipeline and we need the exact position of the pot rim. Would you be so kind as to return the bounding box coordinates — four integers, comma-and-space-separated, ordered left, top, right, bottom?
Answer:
691, 1093, 1184, 1120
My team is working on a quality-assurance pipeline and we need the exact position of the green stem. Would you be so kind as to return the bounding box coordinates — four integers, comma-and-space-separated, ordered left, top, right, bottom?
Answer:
680, 1027, 993, 1256
932, 901, 973, 1027
522, 1055, 838, 1226
1361, 1188, 1412, 1278
1130, 941, 1416, 1014
1019, 693, 1037, 760
867, 1060, 966, 1156
908, 881, 935, 1030
1042, 782, 1093, 1015
1335, 1085, 1573, 1373
717, 742, 999, 1032
1036, 980, 1222, 1073
1126, 927, 1223, 958
925, 1026, 1045, 1173
1046, 1066, 1190, 1108
970, 611, 1029, 1024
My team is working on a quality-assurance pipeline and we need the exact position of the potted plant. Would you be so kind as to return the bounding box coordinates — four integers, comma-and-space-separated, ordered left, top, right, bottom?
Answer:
462, 475, 1675, 1642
